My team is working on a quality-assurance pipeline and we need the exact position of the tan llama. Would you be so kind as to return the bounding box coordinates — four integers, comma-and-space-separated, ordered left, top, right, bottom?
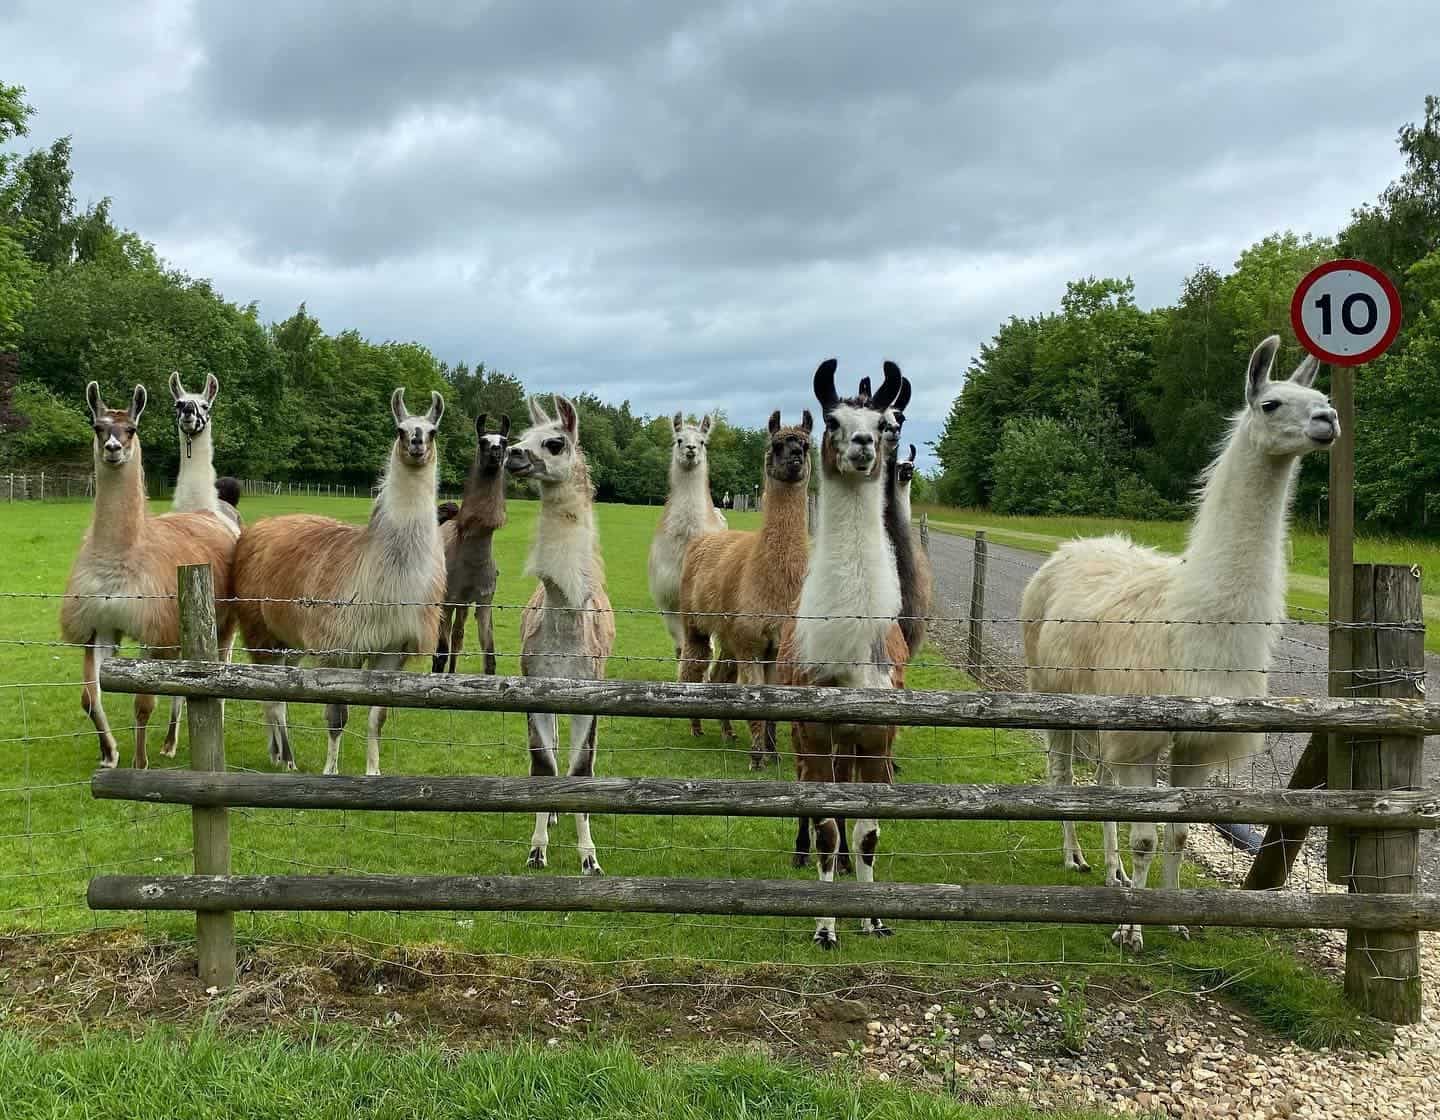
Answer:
678, 410, 813, 769
60, 382, 239, 769
231, 388, 446, 776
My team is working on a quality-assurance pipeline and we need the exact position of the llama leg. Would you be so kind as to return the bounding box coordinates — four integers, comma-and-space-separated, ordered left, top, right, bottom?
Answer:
852, 816, 889, 936
792, 725, 818, 868
1163, 745, 1221, 941
1096, 755, 1130, 889
81, 633, 120, 768
363, 653, 405, 774
568, 713, 602, 876
432, 606, 453, 674
1107, 758, 1159, 953
740, 655, 770, 770
832, 741, 854, 876
1049, 731, 1090, 873
761, 659, 780, 766
709, 646, 738, 740
250, 649, 296, 769
323, 702, 348, 776
477, 601, 496, 676
813, 815, 841, 950
526, 712, 560, 869
447, 604, 469, 674
679, 628, 710, 738
132, 691, 157, 770
160, 696, 184, 758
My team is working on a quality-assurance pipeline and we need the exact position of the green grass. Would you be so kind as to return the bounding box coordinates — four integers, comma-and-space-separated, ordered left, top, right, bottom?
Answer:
0, 495, 1379, 1048
0, 1029, 1112, 1119
915, 503, 1440, 652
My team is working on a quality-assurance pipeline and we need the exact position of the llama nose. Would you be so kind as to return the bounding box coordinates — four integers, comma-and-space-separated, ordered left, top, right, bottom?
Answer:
853, 433, 874, 448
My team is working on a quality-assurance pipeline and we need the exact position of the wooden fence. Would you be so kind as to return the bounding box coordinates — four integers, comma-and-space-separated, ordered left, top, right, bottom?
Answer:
88, 563, 1438, 1023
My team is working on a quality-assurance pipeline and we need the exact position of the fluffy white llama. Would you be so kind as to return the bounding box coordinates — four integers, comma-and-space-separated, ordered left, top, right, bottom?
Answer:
1021, 336, 1338, 951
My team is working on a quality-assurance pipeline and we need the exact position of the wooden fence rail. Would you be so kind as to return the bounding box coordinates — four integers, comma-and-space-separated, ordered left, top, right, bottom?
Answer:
91, 769, 1440, 830
98, 659, 1440, 736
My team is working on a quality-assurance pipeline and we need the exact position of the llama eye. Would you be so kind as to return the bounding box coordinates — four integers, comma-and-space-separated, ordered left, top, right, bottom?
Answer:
543, 438, 565, 455
825, 416, 839, 431
1260, 400, 1280, 413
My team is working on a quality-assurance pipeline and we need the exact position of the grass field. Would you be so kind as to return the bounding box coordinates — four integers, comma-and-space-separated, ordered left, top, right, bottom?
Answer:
916, 503, 1440, 652
0, 494, 1376, 1050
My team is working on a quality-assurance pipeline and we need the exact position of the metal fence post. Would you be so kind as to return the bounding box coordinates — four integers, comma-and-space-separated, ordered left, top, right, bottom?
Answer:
967, 531, 987, 678
178, 563, 235, 989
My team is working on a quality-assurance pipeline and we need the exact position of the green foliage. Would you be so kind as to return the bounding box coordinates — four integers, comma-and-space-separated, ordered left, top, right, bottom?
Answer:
0, 379, 90, 465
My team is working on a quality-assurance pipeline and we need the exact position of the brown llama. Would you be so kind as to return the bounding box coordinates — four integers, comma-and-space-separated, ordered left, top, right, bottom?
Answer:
433, 413, 510, 675
506, 395, 616, 874
678, 409, 813, 769
60, 382, 239, 769
232, 388, 446, 775
778, 359, 909, 950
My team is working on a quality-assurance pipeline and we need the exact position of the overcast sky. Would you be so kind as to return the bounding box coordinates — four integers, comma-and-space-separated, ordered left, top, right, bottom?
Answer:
3, 1, 1435, 464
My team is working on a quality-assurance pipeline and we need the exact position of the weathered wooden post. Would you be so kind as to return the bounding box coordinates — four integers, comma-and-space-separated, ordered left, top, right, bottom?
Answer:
807, 492, 817, 536
918, 512, 930, 557
178, 563, 235, 989
968, 530, 987, 678
38, 470, 44, 502
1332, 563, 1424, 1022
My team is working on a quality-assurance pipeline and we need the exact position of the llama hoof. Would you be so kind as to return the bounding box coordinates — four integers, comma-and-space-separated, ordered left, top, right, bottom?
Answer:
1106, 868, 1132, 889
322, 763, 339, 777
838, 857, 854, 876
859, 919, 893, 937
99, 753, 118, 770
791, 851, 810, 869
160, 742, 178, 759
689, 722, 704, 739
365, 767, 381, 777
1064, 853, 1092, 874
1169, 924, 1192, 941
720, 725, 736, 741
747, 756, 766, 772
813, 929, 838, 951
1112, 925, 1144, 953
580, 856, 604, 877
526, 849, 547, 870
285, 760, 298, 772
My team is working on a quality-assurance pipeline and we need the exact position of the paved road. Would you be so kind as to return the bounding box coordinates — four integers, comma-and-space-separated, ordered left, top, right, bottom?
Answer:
923, 527, 1440, 891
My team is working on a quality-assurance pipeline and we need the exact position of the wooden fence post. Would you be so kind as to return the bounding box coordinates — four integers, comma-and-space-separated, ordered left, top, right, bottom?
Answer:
919, 512, 930, 557
1334, 563, 1424, 1023
807, 492, 817, 536
178, 563, 235, 989
968, 531, 987, 678
38, 471, 44, 502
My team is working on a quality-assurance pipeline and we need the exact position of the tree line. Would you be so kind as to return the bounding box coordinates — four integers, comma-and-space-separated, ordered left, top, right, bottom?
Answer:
933, 93, 1440, 531
0, 82, 782, 505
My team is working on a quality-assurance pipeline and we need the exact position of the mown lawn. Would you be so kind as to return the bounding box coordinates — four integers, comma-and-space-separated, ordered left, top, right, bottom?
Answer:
0, 495, 1376, 1047
915, 503, 1440, 651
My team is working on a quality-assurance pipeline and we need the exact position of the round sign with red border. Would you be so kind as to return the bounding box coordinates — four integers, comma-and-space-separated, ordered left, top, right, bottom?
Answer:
1290, 259, 1402, 366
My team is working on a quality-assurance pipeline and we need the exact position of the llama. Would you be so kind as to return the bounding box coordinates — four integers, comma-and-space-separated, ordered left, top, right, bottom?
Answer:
168, 372, 240, 529
506, 395, 616, 875
60, 382, 240, 769
679, 410, 813, 768
648, 412, 734, 739
778, 359, 908, 949
232, 388, 446, 775
433, 413, 510, 675
1021, 336, 1337, 951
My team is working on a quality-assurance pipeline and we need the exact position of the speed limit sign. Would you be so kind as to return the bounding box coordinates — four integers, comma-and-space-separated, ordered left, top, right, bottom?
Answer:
1290, 259, 1402, 366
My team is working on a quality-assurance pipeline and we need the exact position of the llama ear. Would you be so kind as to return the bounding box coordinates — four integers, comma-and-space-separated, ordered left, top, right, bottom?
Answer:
1246, 336, 1280, 403
1289, 354, 1321, 388
872, 361, 903, 410
857, 376, 872, 404
391, 387, 408, 426
527, 395, 549, 425
130, 384, 147, 424
767, 410, 781, 435
672, 411, 683, 433
498, 414, 511, 438
168, 371, 184, 402
85, 381, 105, 421
700, 414, 712, 435
554, 395, 578, 437
427, 391, 444, 425
801, 409, 814, 434
895, 377, 912, 414
908, 443, 917, 463
203, 373, 220, 404
813, 358, 839, 413
475, 413, 487, 439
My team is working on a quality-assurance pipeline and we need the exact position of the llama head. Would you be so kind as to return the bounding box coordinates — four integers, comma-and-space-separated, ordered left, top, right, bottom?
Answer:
813, 358, 902, 479
670, 412, 713, 473
1242, 336, 1338, 458
169, 371, 218, 437
897, 443, 917, 486
507, 394, 583, 485
473, 413, 511, 475
853, 374, 910, 457
390, 387, 445, 468
764, 409, 813, 485
85, 382, 146, 467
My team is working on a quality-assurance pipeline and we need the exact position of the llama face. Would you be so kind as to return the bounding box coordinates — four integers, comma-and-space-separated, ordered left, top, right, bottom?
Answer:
813, 359, 904, 479
474, 413, 511, 476
169, 371, 218, 437
506, 395, 582, 484
1243, 338, 1339, 458
391, 388, 445, 468
897, 444, 917, 486
85, 382, 145, 467
671, 412, 712, 473
764, 410, 813, 484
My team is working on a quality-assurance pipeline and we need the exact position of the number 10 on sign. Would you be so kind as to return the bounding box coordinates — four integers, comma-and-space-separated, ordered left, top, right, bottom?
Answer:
1290, 259, 1402, 366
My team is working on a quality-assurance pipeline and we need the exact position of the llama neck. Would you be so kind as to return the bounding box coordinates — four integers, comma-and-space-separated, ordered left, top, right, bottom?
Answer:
796, 467, 897, 677
530, 467, 598, 607
368, 444, 440, 542
759, 473, 808, 548
884, 460, 919, 613
1179, 416, 1299, 624
172, 424, 218, 512
663, 460, 716, 531
459, 464, 506, 533
91, 442, 148, 552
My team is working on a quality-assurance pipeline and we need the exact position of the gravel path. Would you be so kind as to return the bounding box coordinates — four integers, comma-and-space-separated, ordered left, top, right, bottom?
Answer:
922, 527, 1440, 891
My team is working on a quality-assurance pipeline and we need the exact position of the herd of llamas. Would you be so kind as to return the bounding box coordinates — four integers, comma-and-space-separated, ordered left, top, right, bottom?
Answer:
57, 335, 1337, 950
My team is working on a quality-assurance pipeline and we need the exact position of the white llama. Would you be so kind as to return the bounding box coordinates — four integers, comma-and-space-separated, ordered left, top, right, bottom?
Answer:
507, 395, 616, 875
1021, 336, 1337, 951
